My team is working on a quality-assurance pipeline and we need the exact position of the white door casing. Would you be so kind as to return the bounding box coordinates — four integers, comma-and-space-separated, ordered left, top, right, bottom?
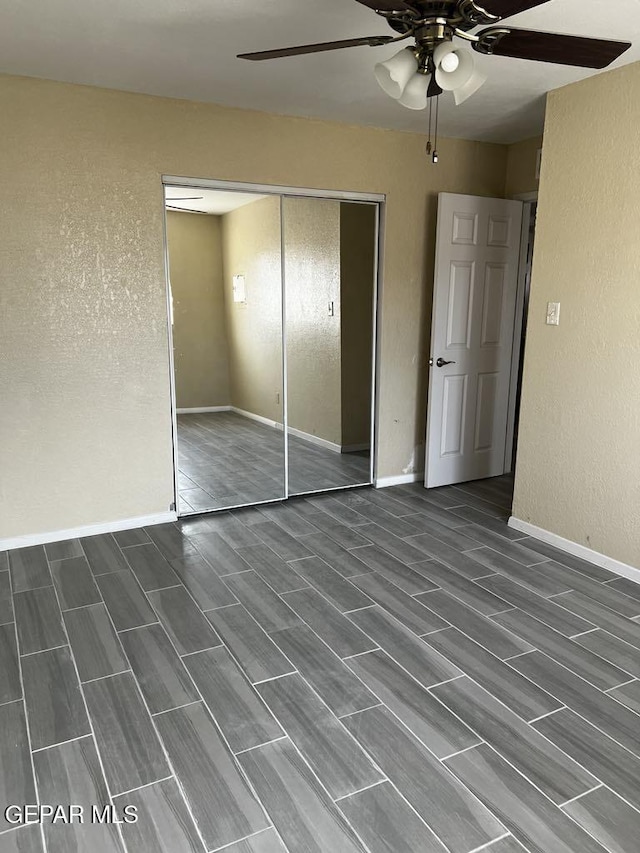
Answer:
425, 193, 524, 488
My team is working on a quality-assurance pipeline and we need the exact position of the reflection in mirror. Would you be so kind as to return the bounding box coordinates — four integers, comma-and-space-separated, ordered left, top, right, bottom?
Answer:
284, 197, 377, 496
165, 187, 285, 513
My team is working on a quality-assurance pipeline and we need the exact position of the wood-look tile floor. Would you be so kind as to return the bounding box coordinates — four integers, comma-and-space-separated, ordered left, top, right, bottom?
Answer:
2, 475, 640, 852
177, 412, 371, 513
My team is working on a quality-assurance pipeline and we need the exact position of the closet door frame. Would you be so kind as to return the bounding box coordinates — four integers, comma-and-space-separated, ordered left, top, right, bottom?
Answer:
162, 175, 385, 514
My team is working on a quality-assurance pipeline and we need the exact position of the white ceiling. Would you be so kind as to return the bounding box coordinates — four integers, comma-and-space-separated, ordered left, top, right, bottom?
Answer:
1, 0, 639, 143
165, 187, 266, 215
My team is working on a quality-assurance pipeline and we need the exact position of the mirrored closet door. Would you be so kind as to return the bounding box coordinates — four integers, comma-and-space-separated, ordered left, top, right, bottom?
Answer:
165, 182, 379, 515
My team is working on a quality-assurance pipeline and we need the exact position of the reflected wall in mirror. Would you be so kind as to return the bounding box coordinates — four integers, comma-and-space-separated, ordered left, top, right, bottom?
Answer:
165, 188, 285, 513
284, 197, 377, 495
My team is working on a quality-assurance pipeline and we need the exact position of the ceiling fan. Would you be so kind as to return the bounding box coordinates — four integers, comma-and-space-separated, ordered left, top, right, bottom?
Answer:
238, 1, 631, 125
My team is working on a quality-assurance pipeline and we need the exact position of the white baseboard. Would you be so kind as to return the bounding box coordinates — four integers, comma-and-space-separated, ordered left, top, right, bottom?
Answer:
342, 443, 371, 454
375, 472, 424, 488
0, 512, 177, 553
508, 516, 640, 583
176, 406, 231, 414
231, 407, 283, 431
287, 426, 341, 454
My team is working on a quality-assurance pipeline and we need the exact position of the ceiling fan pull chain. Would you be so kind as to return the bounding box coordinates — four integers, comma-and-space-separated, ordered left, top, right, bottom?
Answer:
426, 96, 433, 156
432, 95, 439, 164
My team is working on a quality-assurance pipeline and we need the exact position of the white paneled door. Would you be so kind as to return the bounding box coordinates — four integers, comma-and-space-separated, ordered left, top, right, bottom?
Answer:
425, 193, 524, 488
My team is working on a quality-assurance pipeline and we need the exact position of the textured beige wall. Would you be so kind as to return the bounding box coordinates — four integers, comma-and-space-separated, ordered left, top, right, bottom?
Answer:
0, 73, 507, 540
166, 212, 230, 409
512, 62, 640, 567
284, 197, 342, 444
341, 203, 376, 448
221, 196, 283, 423
505, 135, 543, 198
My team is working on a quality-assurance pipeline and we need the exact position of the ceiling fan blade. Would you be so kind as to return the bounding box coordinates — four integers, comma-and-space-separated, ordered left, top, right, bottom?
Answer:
166, 205, 205, 214
238, 36, 394, 61
167, 197, 204, 201
354, 0, 412, 11
474, 0, 551, 19
475, 28, 632, 68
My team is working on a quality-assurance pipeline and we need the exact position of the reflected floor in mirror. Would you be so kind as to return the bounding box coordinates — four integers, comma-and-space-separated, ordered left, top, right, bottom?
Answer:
177, 412, 370, 513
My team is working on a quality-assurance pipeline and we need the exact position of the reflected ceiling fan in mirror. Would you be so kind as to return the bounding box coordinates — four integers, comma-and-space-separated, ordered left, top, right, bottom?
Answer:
238, 0, 631, 162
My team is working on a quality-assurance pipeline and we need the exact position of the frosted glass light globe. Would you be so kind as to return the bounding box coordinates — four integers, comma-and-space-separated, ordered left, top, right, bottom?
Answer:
440, 52, 460, 73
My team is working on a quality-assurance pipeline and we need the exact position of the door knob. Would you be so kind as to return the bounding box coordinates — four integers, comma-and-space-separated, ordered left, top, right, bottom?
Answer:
436, 357, 456, 367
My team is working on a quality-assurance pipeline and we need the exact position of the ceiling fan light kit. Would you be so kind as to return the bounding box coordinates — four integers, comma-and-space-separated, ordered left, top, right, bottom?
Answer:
238, 0, 632, 162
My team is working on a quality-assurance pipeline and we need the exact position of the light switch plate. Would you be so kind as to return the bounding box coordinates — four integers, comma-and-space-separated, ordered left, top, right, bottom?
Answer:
546, 302, 560, 326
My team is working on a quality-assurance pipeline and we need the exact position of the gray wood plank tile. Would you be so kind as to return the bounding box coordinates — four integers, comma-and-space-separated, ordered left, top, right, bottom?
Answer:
412, 559, 512, 615
301, 532, 374, 577
511, 650, 640, 756
401, 535, 492, 579
478, 576, 595, 637
113, 777, 205, 853
144, 523, 197, 562
0, 825, 44, 852
608, 680, 640, 713
423, 628, 561, 720
112, 527, 151, 548
206, 604, 295, 684
396, 483, 469, 511
392, 497, 472, 530
63, 603, 129, 682
343, 706, 505, 853
123, 543, 180, 592
288, 556, 373, 612
257, 673, 383, 799
348, 606, 462, 688
14, 587, 66, 655
493, 608, 632, 690
0, 551, 7, 572
146, 586, 221, 656
50, 556, 101, 610
0, 571, 13, 624
223, 571, 302, 633
218, 829, 287, 853
44, 538, 83, 562
517, 539, 616, 581
236, 543, 307, 593
169, 552, 238, 610
8, 545, 51, 593
576, 629, 640, 677
355, 528, 436, 571
339, 781, 449, 853
534, 709, 640, 811
34, 735, 123, 853
185, 646, 283, 752
416, 589, 532, 658
462, 527, 550, 565
0, 623, 21, 703
432, 676, 597, 803
357, 488, 419, 518
350, 574, 446, 635
270, 625, 377, 717
347, 650, 478, 758
238, 738, 368, 853
0, 702, 36, 832
336, 500, 421, 537
349, 546, 437, 595
305, 513, 373, 548
191, 532, 253, 577
96, 571, 157, 632
535, 562, 640, 618
308, 496, 371, 527
444, 743, 608, 853
119, 623, 199, 715
253, 521, 314, 561
607, 577, 640, 603
22, 646, 90, 750
213, 517, 264, 549
563, 784, 640, 853
447, 505, 525, 540
483, 838, 529, 853
403, 518, 483, 551
81, 534, 129, 576
466, 548, 572, 596
281, 587, 377, 658
259, 503, 319, 537
556, 591, 640, 649
155, 702, 269, 850
83, 671, 169, 794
